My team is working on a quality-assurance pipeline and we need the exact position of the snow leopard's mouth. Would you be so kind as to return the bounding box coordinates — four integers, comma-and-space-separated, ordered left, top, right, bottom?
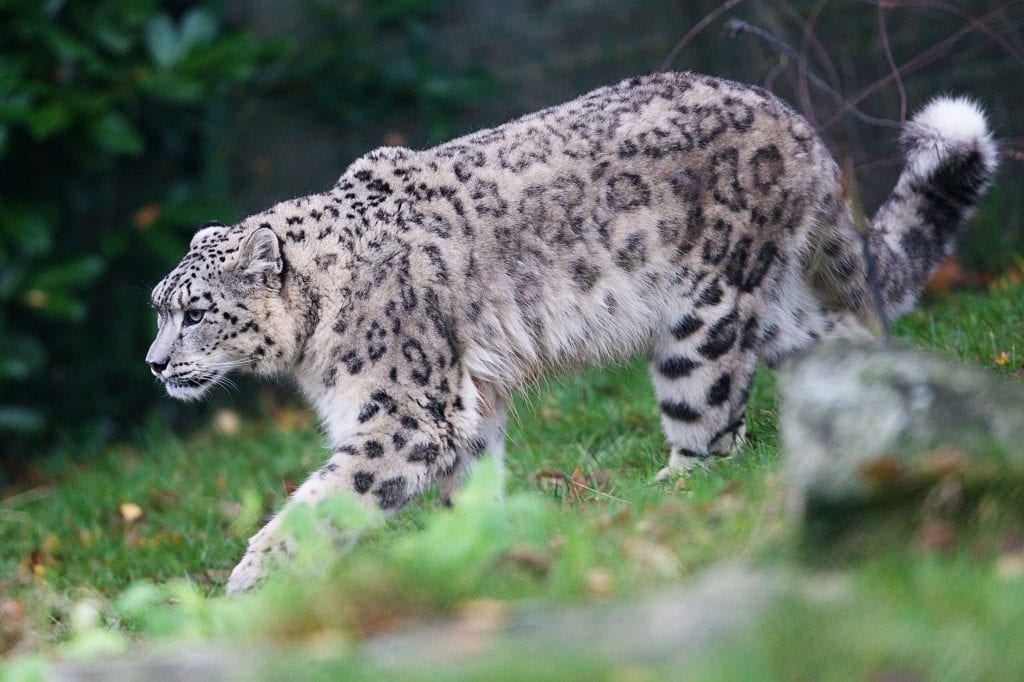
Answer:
163, 372, 219, 400
168, 376, 213, 388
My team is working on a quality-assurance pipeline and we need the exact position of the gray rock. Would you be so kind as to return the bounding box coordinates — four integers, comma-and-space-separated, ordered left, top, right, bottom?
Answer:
46, 565, 782, 679
780, 340, 1024, 515
364, 564, 782, 670
51, 645, 255, 682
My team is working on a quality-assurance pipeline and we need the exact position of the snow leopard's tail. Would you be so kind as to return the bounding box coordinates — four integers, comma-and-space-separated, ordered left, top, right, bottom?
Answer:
813, 96, 998, 323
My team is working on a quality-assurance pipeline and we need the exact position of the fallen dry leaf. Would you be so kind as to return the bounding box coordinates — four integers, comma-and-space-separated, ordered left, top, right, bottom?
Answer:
925, 257, 975, 293
132, 203, 160, 230
456, 599, 510, 632
119, 502, 143, 523
500, 544, 552, 576
915, 519, 957, 553
994, 351, 1010, 366
921, 446, 971, 477
567, 466, 589, 504
214, 409, 241, 435
996, 552, 1024, 580
77, 528, 93, 547
202, 568, 232, 584
624, 539, 680, 579
585, 567, 615, 595
533, 469, 566, 493
0, 598, 28, 654
859, 454, 908, 487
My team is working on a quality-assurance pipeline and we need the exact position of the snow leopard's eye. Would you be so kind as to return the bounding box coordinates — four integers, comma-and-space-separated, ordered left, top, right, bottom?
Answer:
183, 309, 205, 326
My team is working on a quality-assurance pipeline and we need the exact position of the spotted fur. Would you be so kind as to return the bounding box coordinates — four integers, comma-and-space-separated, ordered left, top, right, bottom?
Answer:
146, 72, 997, 592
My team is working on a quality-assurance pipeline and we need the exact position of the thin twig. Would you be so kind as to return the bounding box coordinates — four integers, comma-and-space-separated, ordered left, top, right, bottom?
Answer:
725, 18, 901, 130
661, 0, 750, 71
823, 3, 1007, 130
763, 53, 789, 91
856, 155, 904, 172
569, 480, 634, 506
771, 0, 841, 91
790, 0, 831, 128
870, 0, 1024, 69
877, 2, 907, 123
1, 485, 51, 509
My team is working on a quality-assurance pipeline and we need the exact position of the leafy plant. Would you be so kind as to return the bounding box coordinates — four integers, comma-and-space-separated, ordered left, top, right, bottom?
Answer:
0, 1, 490, 471
291, 0, 492, 143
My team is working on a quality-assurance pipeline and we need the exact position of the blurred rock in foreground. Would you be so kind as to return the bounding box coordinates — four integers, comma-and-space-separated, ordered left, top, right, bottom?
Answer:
780, 341, 1024, 557
50, 566, 782, 680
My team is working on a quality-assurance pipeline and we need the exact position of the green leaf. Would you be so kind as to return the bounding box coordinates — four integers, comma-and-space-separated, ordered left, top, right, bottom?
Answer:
22, 290, 86, 321
139, 71, 204, 102
0, 261, 30, 301
44, 25, 97, 64
44, 0, 65, 18
180, 9, 217, 50
91, 111, 144, 156
0, 406, 45, 433
27, 102, 71, 138
0, 204, 55, 256
0, 334, 45, 379
146, 14, 182, 68
93, 23, 135, 56
31, 254, 105, 290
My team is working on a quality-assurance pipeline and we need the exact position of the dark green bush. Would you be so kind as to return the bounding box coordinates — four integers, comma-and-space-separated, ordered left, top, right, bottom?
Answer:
0, 1, 275, 461
0, 0, 486, 469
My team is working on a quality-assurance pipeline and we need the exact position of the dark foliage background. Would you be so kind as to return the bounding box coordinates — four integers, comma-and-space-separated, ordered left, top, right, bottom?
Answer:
1, 0, 1021, 476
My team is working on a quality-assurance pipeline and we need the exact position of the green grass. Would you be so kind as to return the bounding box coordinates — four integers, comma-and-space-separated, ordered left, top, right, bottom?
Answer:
2, 280, 1023, 678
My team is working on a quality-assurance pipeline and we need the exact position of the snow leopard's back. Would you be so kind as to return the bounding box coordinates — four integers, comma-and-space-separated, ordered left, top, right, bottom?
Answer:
348, 72, 843, 386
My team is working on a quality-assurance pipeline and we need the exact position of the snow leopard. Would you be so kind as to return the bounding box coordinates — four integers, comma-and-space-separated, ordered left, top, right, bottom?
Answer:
146, 72, 997, 592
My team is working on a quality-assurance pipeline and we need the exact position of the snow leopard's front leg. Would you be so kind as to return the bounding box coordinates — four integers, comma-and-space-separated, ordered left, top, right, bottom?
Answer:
436, 381, 507, 505
227, 385, 469, 593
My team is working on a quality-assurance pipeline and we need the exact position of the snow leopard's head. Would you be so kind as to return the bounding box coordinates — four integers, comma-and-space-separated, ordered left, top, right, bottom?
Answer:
146, 221, 295, 400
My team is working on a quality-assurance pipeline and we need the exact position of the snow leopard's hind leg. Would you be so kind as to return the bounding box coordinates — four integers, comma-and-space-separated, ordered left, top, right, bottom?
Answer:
648, 287, 759, 480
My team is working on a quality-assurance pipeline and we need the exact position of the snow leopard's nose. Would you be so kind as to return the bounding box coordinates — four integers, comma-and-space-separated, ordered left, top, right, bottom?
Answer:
148, 359, 168, 376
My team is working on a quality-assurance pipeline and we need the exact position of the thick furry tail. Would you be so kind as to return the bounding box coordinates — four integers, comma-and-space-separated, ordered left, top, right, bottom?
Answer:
869, 96, 998, 318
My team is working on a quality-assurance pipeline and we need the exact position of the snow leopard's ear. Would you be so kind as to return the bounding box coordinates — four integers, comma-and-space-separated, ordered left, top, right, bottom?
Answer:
228, 226, 282, 287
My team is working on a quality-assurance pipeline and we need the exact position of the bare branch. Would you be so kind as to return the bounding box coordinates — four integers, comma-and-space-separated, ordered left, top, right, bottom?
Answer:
877, 2, 907, 123
661, 0, 750, 71
823, 3, 1009, 130
725, 19, 901, 130
770, 0, 841, 91
872, 0, 1024, 69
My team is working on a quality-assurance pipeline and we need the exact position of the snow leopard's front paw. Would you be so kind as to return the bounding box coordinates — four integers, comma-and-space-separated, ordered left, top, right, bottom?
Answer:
225, 547, 268, 594
225, 521, 287, 594
655, 448, 734, 481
